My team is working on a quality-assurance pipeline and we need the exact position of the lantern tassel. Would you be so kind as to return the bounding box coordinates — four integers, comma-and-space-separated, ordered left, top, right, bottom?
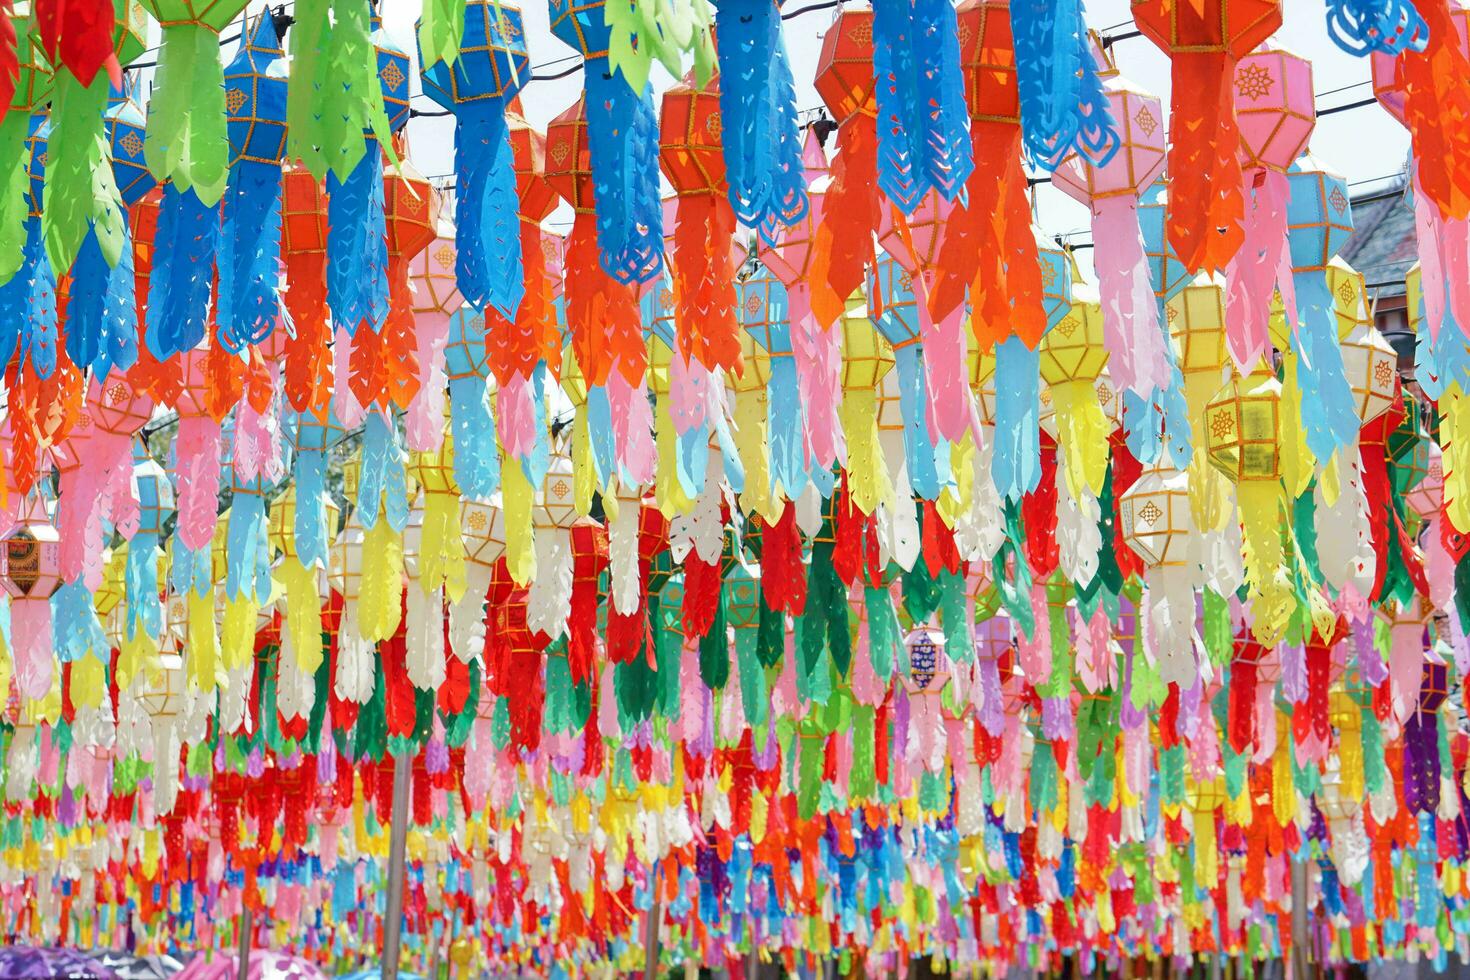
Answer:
1238, 480, 1295, 644
894, 343, 941, 501
1225, 170, 1290, 369
1091, 196, 1169, 395
1162, 52, 1246, 274
145, 185, 219, 361
43, 70, 124, 280
672, 193, 741, 374
10, 596, 53, 700
217, 157, 283, 352
0, 113, 30, 287
811, 115, 880, 327
453, 108, 522, 317
713, 0, 807, 237
788, 284, 843, 472
586, 68, 663, 284
144, 23, 230, 205
1291, 272, 1361, 464
992, 336, 1042, 500
63, 225, 137, 377
4, 215, 57, 377
449, 374, 502, 500
327, 141, 388, 336
1010, 0, 1118, 169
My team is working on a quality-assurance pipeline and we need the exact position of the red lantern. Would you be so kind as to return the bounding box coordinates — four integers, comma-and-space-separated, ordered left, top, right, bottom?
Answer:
281, 164, 332, 413
931, 0, 1046, 350
809, 7, 881, 330
544, 96, 644, 388
659, 76, 741, 377
1132, 0, 1283, 274
350, 146, 439, 412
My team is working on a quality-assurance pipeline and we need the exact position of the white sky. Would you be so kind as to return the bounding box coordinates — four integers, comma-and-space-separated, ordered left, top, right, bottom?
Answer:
196, 0, 1412, 282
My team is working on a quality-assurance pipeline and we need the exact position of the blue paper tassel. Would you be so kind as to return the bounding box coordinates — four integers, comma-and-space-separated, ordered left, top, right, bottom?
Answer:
127, 533, 165, 641
64, 226, 137, 377
1, 216, 56, 376
225, 484, 272, 604
586, 385, 615, 488
294, 447, 330, 568
327, 143, 389, 336
586, 68, 664, 284
358, 411, 410, 531
448, 374, 501, 499
146, 184, 220, 361
992, 336, 1042, 500
218, 161, 284, 351
872, 0, 972, 212
1326, 0, 1428, 55
1292, 272, 1361, 463
521, 366, 551, 487
715, 0, 808, 238
53, 580, 108, 663
767, 355, 809, 500
894, 344, 942, 499
451, 107, 523, 318
1010, 0, 1119, 171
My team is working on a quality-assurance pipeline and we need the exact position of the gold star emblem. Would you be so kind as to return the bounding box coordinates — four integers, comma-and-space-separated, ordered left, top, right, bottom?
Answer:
467, 510, 487, 532
1209, 409, 1235, 442
744, 293, 763, 316
550, 141, 571, 166
1234, 64, 1273, 101
1138, 500, 1163, 527
225, 88, 248, 114
847, 21, 872, 46
1337, 279, 1357, 307
1055, 315, 1078, 338
551, 479, 570, 500
1374, 359, 1394, 389
106, 382, 130, 405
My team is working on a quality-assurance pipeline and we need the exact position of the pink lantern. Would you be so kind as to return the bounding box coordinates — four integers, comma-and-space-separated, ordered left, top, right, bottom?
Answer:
1225, 44, 1315, 369
2, 494, 62, 700
1053, 46, 1169, 397
874, 192, 971, 444
759, 129, 843, 471
406, 226, 461, 451
55, 376, 154, 590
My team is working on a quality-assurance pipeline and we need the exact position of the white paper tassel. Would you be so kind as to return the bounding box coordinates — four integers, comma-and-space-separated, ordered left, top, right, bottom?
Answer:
1143, 565, 1201, 688
449, 564, 491, 665
608, 490, 642, 616
1055, 457, 1101, 586
954, 430, 1006, 562
1316, 450, 1377, 598
5, 728, 36, 802
525, 526, 573, 640
151, 720, 180, 816
335, 600, 376, 704
406, 583, 447, 690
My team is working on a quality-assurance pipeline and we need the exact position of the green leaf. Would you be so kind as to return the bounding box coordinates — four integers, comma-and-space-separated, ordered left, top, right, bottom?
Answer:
417, 0, 467, 69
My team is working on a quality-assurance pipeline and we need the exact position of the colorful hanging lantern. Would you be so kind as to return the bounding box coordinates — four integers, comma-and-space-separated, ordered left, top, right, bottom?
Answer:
405, 226, 460, 452
280, 164, 330, 413
418, 0, 527, 317
3, 493, 62, 700
544, 97, 644, 394
711, 0, 807, 238
1009, 5, 1116, 170
549, 0, 662, 286
659, 75, 740, 377
1118, 460, 1199, 685
1285, 154, 1359, 466
1039, 284, 1110, 501
1225, 44, 1315, 370
1131, 0, 1283, 273
1205, 366, 1293, 642
216, 10, 287, 354
1052, 43, 1169, 398
809, 7, 881, 328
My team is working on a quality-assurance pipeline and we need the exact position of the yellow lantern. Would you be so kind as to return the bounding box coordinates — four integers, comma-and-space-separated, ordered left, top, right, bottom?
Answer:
1039, 284, 1109, 499
1166, 273, 1232, 530
1205, 368, 1294, 643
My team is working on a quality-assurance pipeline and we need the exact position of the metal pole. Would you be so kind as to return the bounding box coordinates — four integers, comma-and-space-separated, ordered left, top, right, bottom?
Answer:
236, 907, 253, 980
643, 892, 662, 980
1289, 857, 1310, 980
382, 752, 413, 980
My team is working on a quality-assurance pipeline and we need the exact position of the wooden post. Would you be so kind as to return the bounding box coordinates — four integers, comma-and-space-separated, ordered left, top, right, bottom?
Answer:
381, 753, 413, 980
236, 907, 253, 980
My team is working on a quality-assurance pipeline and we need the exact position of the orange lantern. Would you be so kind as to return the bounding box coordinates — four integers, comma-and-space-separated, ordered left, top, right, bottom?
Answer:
281, 164, 332, 413
659, 75, 741, 377
544, 97, 644, 389
1132, 0, 1283, 274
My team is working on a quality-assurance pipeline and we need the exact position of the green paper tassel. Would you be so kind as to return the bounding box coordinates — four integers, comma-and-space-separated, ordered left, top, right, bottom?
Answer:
417, 0, 468, 69
44, 72, 124, 275
699, 592, 730, 690
736, 627, 767, 728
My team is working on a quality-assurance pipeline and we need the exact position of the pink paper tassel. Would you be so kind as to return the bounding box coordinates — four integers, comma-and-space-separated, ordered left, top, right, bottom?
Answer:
1225, 170, 1290, 369
607, 370, 656, 486
1093, 196, 1170, 394
496, 373, 538, 463
915, 274, 971, 444
668, 337, 712, 439
405, 314, 451, 451
787, 284, 844, 470
332, 326, 369, 430
174, 415, 224, 552
11, 597, 54, 700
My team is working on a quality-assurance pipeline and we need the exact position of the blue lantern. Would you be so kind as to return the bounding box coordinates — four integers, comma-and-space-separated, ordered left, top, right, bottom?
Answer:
550, 0, 663, 284
419, 0, 529, 319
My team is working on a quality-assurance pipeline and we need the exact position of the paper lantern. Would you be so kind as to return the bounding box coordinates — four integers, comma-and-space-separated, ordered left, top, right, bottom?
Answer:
418, 0, 529, 316
106, 80, 154, 207
3, 494, 61, 700
659, 77, 739, 375
1132, 0, 1283, 274
1120, 460, 1200, 684
1039, 286, 1110, 499
1053, 48, 1170, 396
1205, 369, 1293, 642
1339, 327, 1400, 427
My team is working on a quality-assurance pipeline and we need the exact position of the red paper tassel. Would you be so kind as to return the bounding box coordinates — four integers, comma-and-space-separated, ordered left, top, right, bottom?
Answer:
681, 550, 723, 640
760, 502, 808, 615
810, 115, 880, 329
36, 0, 118, 88
672, 194, 741, 374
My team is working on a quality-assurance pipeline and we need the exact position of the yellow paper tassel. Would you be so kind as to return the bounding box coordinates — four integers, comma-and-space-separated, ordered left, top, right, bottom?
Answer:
186, 589, 220, 691
359, 517, 405, 641
503, 452, 536, 586
733, 387, 776, 523
1238, 481, 1295, 645
654, 406, 694, 517
571, 410, 596, 516
69, 654, 106, 710
1050, 379, 1109, 500
420, 492, 467, 602
1443, 384, 1470, 535
116, 626, 157, 692
1193, 809, 1218, 890
1278, 353, 1319, 500
839, 385, 892, 515
277, 557, 324, 674
938, 429, 976, 527
221, 594, 258, 671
